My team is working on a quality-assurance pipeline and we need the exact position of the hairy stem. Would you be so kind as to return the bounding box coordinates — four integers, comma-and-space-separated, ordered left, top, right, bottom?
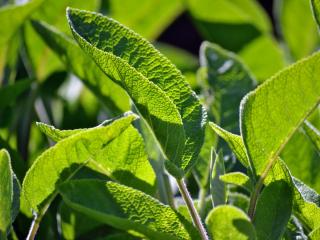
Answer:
177, 179, 209, 240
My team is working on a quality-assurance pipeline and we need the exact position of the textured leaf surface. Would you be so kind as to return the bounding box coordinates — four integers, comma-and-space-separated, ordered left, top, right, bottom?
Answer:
205, 205, 256, 240
0, 149, 12, 237
278, 0, 319, 60
200, 41, 255, 133
60, 180, 200, 240
241, 51, 320, 178
0, 79, 32, 110
220, 172, 252, 192
253, 180, 293, 240
67, 8, 206, 178
108, 0, 184, 40
210, 150, 226, 206
31, 21, 129, 114
21, 114, 144, 213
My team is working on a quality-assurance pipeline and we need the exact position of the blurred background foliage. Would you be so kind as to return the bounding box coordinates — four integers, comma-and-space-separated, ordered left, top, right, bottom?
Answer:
0, 0, 319, 239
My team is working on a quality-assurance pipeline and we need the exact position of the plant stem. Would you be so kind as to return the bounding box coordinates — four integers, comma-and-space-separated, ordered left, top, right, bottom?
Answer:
198, 187, 207, 219
26, 214, 42, 240
248, 177, 264, 219
177, 179, 209, 240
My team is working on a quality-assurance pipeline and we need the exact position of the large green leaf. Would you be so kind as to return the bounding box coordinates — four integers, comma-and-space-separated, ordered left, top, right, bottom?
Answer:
107, 0, 184, 40
0, 0, 43, 77
31, 21, 129, 115
310, 227, 320, 240
241, 51, 320, 179
205, 205, 256, 240
21, 113, 145, 213
200, 41, 256, 133
0, 149, 19, 239
253, 180, 293, 240
59, 180, 200, 240
67, 8, 206, 179
277, 0, 319, 60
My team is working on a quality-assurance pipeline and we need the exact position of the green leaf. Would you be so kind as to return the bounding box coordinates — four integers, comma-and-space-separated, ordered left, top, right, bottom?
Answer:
310, 226, 320, 240
24, 0, 100, 80
59, 179, 200, 240
281, 126, 320, 192
220, 172, 252, 192
200, 41, 256, 133
193, 125, 217, 188
187, 0, 271, 51
58, 202, 103, 240
209, 122, 249, 168
210, 150, 226, 206
31, 20, 129, 114
67, 8, 206, 179
107, 0, 184, 40
21, 113, 143, 213
205, 205, 256, 240
237, 35, 285, 82
227, 192, 250, 213
277, 0, 319, 60
0, 79, 32, 110
0, 149, 19, 239
241, 51, 320, 179
303, 121, 320, 151
265, 159, 320, 232
253, 180, 293, 240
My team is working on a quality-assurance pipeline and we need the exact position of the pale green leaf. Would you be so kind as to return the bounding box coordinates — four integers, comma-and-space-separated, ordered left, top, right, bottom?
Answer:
227, 192, 250, 213
31, 21, 129, 114
277, 0, 319, 60
209, 122, 249, 168
253, 180, 293, 240
210, 150, 226, 206
220, 172, 252, 192
205, 205, 256, 240
108, 0, 184, 40
241, 51, 320, 178
21, 113, 143, 213
67, 8, 206, 179
59, 180, 200, 240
